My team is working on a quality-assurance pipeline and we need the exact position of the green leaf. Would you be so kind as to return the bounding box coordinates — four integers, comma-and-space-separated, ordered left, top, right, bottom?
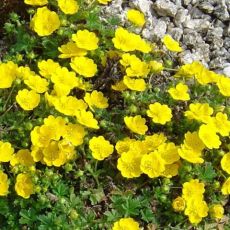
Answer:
19, 209, 37, 225
194, 163, 217, 182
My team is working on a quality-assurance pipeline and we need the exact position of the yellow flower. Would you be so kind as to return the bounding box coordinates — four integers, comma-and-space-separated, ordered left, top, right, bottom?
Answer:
10, 149, 35, 167
148, 60, 164, 73
38, 59, 61, 78
0, 61, 18, 88
127, 9, 145, 27
98, 0, 112, 5
140, 151, 165, 178
161, 162, 180, 178
24, 74, 49, 93
178, 131, 205, 164
198, 124, 221, 149
31, 146, 43, 162
112, 217, 140, 230
43, 115, 67, 140
168, 83, 190, 101
43, 141, 67, 166
129, 140, 148, 155
182, 179, 205, 201
84, 90, 109, 109
51, 67, 80, 94
72, 30, 99, 50
185, 198, 208, 224
70, 57, 97, 77
120, 53, 140, 67
147, 102, 172, 125
16, 89, 40, 111
58, 139, 76, 161
163, 34, 183, 52
172, 196, 186, 212
17, 66, 36, 80
209, 112, 230, 137
115, 137, 136, 155
209, 204, 224, 219
178, 145, 204, 164
24, 0, 47, 5
53, 96, 87, 116
89, 136, 114, 160
117, 151, 142, 178
63, 123, 86, 146
142, 133, 167, 153
75, 110, 99, 129
221, 177, 230, 195
0, 171, 9, 196
0, 141, 14, 162
126, 59, 150, 77
175, 61, 202, 78
124, 115, 148, 135
112, 27, 151, 53
158, 142, 180, 164
217, 76, 230, 97
58, 0, 79, 14
184, 103, 213, 123
195, 67, 218, 85
58, 41, 87, 58
183, 131, 205, 152
15, 173, 34, 199
111, 80, 128, 91
123, 76, 146, 91
30, 7, 60, 36
31, 126, 53, 148
221, 152, 230, 174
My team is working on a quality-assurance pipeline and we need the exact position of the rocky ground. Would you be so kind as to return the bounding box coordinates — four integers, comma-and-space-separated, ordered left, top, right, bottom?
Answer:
103, 0, 230, 76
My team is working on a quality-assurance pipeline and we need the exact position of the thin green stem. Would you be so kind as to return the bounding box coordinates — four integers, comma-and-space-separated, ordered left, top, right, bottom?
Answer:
3, 84, 16, 111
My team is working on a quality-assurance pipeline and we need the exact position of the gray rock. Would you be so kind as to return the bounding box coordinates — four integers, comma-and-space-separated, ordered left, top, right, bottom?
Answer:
151, 19, 167, 39
224, 38, 230, 49
183, 30, 203, 47
183, 19, 210, 32
179, 50, 206, 65
130, 0, 153, 15
174, 8, 189, 27
213, 3, 229, 21
214, 19, 226, 29
170, 0, 182, 7
206, 27, 224, 40
224, 24, 230, 37
209, 57, 225, 69
167, 27, 183, 41
209, 37, 224, 50
211, 48, 229, 59
198, 2, 214, 14
153, 0, 178, 17
223, 63, 230, 77
182, 0, 192, 6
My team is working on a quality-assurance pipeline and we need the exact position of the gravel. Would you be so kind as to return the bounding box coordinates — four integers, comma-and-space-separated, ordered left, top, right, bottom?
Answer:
102, 0, 230, 74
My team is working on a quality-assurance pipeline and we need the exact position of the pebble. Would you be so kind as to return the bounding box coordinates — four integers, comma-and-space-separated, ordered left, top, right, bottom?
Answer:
153, 0, 178, 17
223, 63, 230, 77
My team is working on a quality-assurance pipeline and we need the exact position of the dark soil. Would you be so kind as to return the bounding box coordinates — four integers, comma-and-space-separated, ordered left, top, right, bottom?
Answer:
0, 0, 27, 36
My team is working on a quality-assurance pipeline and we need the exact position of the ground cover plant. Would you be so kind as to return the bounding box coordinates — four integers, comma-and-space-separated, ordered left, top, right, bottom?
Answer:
0, 0, 230, 229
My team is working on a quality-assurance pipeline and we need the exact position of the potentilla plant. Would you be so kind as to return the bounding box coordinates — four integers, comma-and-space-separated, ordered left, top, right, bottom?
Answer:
0, 0, 229, 229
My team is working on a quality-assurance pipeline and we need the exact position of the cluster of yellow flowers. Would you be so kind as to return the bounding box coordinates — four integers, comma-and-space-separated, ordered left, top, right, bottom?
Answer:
115, 133, 179, 179
173, 179, 224, 224
30, 115, 81, 166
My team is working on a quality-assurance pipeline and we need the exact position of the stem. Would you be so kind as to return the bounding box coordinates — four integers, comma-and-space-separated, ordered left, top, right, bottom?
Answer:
164, 67, 178, 72
3, 83, 16, 111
